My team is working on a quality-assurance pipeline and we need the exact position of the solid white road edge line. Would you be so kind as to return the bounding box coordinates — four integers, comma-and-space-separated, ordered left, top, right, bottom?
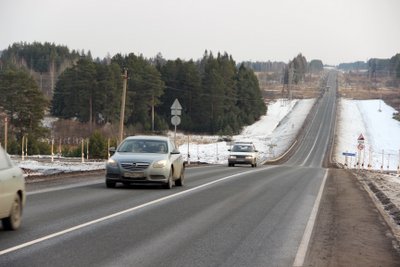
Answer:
292, 169, 328, 267
0, 167, 271, 256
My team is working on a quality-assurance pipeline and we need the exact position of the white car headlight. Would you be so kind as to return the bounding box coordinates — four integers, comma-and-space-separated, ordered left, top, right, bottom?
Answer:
245, 156, 253, 159
229, 155, 236, 159
153, 160, 167, 168
107, 158, 118, 168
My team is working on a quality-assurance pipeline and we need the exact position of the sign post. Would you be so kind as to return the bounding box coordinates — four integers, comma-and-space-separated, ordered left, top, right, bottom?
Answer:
171, 99, 182, 146
357, 134, 365, 170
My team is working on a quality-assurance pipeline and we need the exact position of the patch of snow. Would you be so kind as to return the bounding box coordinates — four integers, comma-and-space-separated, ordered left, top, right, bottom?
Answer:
15, 159, 105, 177
178, 99, 315, 164
42, 116, 58, 128
335, 99, 400, 171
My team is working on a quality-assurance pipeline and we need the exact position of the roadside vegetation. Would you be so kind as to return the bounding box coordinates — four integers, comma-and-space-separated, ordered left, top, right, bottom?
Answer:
337, 54, 400, 113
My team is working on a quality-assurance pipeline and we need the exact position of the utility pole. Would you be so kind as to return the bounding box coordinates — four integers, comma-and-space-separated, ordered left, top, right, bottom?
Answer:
22, 136, 25, 160
4, 117, 7, 152
151, 94, 155, 132
119, 69, 128, 143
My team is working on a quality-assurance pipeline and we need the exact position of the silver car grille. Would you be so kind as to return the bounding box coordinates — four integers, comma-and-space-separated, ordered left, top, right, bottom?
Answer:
121, 162, 150, 171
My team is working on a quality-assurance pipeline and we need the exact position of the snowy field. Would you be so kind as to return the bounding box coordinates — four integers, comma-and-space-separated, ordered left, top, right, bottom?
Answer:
14, 97, 400, 176
334, 99, 400, 171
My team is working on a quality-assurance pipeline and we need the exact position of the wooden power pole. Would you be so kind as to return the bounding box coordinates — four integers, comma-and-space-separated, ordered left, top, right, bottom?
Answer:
119, 69, 128, 143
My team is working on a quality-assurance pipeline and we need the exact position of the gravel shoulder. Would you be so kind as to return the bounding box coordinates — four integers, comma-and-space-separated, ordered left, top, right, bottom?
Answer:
304, 168, 400, 266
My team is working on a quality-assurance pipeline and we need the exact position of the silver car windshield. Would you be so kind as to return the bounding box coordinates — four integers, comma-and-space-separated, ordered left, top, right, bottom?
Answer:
118, 140, 168, 154
231, 145, 254, 152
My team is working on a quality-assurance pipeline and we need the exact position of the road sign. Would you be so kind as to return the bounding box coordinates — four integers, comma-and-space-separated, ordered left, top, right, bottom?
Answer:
342, 152, 356, 157
357, 134, 365, 144
171, 109, 181, 116
170, 99, 182, 146
171, 115, 181, 126
357, 144, 365, 150
171, 99, 182, 114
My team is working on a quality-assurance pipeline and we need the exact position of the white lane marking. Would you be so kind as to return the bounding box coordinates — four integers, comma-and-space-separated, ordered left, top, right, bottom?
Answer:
292, 170, 328, 267
300, 101, 328, 167
300, 120, 323, 166
27, 180, 104, 195
0, 167, 271, 256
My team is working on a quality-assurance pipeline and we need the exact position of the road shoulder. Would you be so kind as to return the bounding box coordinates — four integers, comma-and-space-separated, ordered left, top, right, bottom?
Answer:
304, 168, 400, 267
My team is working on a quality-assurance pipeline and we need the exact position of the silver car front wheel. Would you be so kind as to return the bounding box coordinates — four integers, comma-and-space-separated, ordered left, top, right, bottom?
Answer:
2, 194, 22, 230
164, 169, 173, 189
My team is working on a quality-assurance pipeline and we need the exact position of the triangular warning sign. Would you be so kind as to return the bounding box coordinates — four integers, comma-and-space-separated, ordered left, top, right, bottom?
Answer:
357, 134, 365, 141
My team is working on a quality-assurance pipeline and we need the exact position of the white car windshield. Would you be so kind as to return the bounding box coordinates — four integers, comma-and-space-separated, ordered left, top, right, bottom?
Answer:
231, 145, 254, 152
118, 140, 168, 154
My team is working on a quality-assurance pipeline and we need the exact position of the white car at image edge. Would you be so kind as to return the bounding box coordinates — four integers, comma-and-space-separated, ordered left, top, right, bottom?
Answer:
0, 145, 26, 230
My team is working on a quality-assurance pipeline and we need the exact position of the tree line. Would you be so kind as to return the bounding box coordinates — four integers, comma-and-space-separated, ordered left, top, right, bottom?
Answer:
1, 42, 81, 73
52, 51, 266, 135
0, 42, 267, 155
337, 53, 400, 79
368, 53, 400, 78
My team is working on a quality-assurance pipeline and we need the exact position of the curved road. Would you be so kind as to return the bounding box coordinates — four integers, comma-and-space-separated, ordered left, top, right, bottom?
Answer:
0, 72, 338, 266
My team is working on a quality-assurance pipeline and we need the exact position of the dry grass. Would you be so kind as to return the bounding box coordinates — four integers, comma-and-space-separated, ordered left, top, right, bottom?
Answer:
256, 72, 324, 102
338, 72, 400, 112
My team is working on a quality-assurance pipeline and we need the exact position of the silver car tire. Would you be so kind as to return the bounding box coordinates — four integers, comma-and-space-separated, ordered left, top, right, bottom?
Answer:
106, 180, 116, 188
2, 194, 22, 231
164, 169, 173, 189
175, 168, 184, 186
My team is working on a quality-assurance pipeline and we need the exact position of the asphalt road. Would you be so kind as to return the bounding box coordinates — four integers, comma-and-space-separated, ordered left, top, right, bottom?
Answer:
0, 72, 338, 267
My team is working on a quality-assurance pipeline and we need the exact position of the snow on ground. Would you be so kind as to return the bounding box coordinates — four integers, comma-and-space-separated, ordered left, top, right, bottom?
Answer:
16, 158, 105, 177
15, 97, 400, 177
334, 99, 400, 171
335, 98, 400, 227
177, 98, 315, 165
15, 98, 314, 176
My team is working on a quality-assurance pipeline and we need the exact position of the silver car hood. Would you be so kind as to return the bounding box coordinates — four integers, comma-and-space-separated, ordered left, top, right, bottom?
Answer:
112, 153, 167, 163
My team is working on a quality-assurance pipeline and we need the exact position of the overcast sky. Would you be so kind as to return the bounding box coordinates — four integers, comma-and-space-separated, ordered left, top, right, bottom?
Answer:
1, 0, 399, 65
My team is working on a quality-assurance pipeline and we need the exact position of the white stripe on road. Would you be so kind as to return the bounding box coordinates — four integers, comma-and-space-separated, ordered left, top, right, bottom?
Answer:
27, 180, 104, 195
292, 170, 328, 267
1, 167, 270, 256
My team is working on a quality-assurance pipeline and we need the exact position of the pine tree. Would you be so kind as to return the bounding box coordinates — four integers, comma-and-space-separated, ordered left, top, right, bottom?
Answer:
0, 68, 49, 140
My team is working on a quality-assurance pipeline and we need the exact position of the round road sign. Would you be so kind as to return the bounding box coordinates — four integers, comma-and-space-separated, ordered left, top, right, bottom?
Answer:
171, 115, 181, 126
357, 144, 365, 150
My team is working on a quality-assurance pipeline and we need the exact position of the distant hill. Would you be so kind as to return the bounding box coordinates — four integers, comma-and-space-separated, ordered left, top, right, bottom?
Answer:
0, 42, 82, 98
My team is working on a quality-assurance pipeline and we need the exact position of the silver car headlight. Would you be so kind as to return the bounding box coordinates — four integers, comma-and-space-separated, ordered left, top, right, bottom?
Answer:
245, 156, 253, 159
107, 158, 118, 168
229, 155, 236, 159
153, 160, 167, 168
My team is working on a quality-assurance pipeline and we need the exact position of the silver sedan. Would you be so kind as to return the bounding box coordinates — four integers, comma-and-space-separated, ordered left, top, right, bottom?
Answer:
0, 145, 26, 230
105, 135, 185, 189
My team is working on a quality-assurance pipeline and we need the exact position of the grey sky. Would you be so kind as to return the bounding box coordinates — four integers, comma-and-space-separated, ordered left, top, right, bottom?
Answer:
1, 0, 399, 65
